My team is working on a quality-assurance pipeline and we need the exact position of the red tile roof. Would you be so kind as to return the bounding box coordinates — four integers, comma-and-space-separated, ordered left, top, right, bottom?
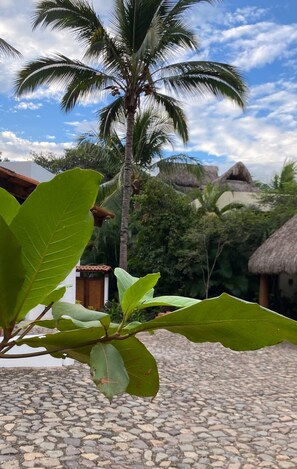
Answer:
76, 264, 112, 273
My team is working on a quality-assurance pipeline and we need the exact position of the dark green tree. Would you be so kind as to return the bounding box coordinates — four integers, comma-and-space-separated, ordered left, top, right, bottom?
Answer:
16, 0, 247, 270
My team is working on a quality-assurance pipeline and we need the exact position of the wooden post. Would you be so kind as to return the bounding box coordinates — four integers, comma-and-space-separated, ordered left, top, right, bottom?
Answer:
259, 274, 269, 308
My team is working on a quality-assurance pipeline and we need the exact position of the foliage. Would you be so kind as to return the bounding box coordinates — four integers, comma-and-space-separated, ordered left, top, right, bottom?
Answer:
129, 178, 197, 295
32, 142, 121, 181
1, 172, 297, 402
259, 160, 297, 229
129, 180, 271, 301
191, 183, 244, 218
178, 208, 271, 299
16, 0, 247, 270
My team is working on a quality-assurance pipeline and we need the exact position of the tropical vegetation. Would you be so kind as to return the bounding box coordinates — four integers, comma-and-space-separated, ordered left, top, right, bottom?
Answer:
15, 0, 247, 270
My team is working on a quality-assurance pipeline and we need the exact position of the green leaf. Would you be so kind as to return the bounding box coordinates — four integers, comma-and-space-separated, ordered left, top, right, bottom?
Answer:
0, 216, 25, 328
17, 327, 106, 355
0, 188, 20, 225
130, 293, 297, 351
112, 337, 159, 397
114, 268, 139, 303
137, 295, 200, 310
52, 301, 110, 328
90, 343, 129, 401
121, 272, 160, 318
10, 169, 102, 321
42, 287, 67, 306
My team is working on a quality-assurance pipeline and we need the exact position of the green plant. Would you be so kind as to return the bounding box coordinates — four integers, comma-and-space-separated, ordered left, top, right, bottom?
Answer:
1, 170, 297, 402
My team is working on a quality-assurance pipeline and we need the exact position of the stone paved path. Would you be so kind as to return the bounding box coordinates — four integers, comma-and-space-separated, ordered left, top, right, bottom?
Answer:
1, 331, 297, 469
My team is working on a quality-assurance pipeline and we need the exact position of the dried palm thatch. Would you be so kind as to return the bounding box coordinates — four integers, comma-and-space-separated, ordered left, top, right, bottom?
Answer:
249, 215, 297, 274
158, 163, 218, 192
214, 162, 258, 193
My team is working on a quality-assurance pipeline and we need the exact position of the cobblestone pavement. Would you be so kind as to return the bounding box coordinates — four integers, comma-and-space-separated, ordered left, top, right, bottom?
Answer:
1, 331, 297, 469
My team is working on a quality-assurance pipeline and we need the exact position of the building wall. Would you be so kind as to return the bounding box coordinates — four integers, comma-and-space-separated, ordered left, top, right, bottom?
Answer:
0, 161, 53, 182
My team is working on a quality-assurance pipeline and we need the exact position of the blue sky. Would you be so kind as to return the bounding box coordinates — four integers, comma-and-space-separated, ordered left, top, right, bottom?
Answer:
0, 0, 296, 181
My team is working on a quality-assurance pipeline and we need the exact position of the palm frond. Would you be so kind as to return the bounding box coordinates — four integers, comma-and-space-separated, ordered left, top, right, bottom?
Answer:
15, 54, 101, 96
33, 0, 102, 42
148, 93, 188, 143
112, 0, 163, 54
0, 38, 21, 58
61, 71, 115, 110
220, 202, 244, 214
97, 173, 121, 206
157, 61, 247, 108
98, 97, 125, 139
165, 0, 218, 20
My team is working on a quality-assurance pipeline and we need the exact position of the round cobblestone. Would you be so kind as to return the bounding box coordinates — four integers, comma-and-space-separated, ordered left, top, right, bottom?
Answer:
0, 331, 297, 468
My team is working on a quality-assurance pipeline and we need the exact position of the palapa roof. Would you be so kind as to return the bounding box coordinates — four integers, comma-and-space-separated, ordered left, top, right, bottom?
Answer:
248, 215, 297, 275
158, 163, 219, 192
214, 162, 259, 193
0, 165, 114, 227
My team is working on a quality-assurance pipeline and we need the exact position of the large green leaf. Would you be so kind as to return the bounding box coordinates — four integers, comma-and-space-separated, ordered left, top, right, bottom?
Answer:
137, 295, 200, 310
121, 272, 160, 318
10, 169, 102, 321
52, 302, 110, 328
0, 217, 25, 328
131, 293, 297, 351
90, 343, 129, 402
0, 188, 20, 225
112, 337, 159, 397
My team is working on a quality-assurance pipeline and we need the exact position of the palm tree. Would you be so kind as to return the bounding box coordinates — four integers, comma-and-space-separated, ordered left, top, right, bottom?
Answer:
192, 183, 244, 218
15, 0, 247, 270
271, 160, 297, 191
0, 39, 21, 57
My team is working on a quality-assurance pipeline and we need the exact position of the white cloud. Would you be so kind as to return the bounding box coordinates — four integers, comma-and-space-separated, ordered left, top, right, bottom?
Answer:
177, 79, 297, 182
203, 21, 297, 71
0, 130, 72, 160
14, 101, 42, 110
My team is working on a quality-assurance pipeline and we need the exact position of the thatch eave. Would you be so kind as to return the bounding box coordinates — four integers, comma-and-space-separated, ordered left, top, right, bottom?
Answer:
248, 215, 297, 275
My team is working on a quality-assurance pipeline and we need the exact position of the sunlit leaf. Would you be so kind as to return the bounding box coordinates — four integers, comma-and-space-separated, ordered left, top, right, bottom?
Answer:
121, 272, 160, 318
137, 295, 200, 310
10, 169, 102, 321
131, 294, 297, 350
0, 188, 20, 225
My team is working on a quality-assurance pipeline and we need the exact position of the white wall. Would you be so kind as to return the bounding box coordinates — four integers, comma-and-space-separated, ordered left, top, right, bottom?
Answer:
0, 161, 53, 182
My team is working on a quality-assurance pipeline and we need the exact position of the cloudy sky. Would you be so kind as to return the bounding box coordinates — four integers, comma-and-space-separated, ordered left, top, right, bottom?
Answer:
0, 0, 296, 181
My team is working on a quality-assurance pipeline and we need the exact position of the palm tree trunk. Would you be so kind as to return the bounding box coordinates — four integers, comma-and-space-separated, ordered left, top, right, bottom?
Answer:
119, 109, 135, 270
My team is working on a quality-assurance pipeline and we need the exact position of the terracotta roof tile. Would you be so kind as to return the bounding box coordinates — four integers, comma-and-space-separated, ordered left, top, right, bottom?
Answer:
76, 264, 112, 273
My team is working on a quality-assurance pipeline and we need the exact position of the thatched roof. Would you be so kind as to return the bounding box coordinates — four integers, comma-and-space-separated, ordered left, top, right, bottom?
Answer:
157, 163, 218, 192
214, 162, 259, 193
248, 215, 297, 274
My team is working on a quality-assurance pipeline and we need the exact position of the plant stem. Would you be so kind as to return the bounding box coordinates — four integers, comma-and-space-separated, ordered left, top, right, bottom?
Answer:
1, 303, 54, 355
